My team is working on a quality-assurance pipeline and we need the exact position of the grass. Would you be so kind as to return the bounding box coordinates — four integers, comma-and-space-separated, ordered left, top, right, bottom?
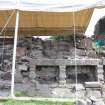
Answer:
15, 91, 27, 97
1, 100, 74, 105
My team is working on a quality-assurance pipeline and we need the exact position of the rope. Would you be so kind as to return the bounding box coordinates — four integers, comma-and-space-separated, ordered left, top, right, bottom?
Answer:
0, 10, 15, 71
1, 28, 6, 71
72, 9, 78, 103
72, 8, 88, 103
0, 10, 15, 97
0, 10, 15, 35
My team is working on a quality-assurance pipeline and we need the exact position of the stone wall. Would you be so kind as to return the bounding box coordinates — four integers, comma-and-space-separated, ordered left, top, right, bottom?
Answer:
0, 38, 13, 97
16, 37, 98, 59
0, 37, 105, 98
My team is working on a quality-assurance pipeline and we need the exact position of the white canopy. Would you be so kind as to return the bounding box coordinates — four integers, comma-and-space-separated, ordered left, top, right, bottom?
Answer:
0, 0, 105, 12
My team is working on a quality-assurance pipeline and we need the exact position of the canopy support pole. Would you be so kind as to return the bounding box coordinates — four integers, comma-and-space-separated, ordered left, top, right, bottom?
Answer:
11, 10, 19, 98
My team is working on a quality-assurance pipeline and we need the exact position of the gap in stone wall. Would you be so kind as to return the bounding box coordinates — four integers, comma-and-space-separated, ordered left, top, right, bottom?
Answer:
36, 66, 59, 84
66, 65, 97, 83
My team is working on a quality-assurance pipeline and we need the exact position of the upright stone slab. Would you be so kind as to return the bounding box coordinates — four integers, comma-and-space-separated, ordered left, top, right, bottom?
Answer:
59, 66, 66, 85
29, 64, 36, 80
97, 65, 104, 82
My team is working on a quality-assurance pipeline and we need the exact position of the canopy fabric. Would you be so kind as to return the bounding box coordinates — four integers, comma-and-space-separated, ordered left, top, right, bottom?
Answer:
0, 0, 104, 36
0, 9, 93, 36
0, 0, 105, 12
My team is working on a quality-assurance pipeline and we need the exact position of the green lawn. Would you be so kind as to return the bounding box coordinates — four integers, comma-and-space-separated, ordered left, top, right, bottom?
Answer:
2, 100, 74, 105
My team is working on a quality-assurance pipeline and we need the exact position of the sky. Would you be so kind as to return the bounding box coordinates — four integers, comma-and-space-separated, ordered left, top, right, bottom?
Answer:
85, 8, 105, 37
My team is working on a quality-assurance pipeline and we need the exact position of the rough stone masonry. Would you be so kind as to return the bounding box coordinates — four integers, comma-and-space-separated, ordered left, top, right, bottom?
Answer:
0, 36, 105, 98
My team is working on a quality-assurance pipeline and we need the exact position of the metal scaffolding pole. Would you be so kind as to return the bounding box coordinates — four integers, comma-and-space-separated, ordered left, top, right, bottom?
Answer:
11, 10, 19, 98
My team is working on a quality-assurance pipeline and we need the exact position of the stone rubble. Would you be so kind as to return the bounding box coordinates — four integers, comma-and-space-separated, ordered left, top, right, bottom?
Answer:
76, 96, 105, 105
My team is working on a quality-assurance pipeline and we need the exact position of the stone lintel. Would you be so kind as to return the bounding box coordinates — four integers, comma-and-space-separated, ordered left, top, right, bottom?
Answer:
31, 59, 100, 66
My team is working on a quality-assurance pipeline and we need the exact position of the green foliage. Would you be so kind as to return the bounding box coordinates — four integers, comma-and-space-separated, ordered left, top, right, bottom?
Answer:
50, 36, 65, 41
62, 102, 74, 105
2, 100, 74, 105
15, 91, 27, 97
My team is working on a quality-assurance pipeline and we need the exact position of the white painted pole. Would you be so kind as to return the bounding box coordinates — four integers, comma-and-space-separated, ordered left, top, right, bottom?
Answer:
11, 10, 19, 98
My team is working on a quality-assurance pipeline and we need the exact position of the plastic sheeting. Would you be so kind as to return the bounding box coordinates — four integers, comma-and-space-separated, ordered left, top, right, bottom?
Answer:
0, 0, 104, 12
